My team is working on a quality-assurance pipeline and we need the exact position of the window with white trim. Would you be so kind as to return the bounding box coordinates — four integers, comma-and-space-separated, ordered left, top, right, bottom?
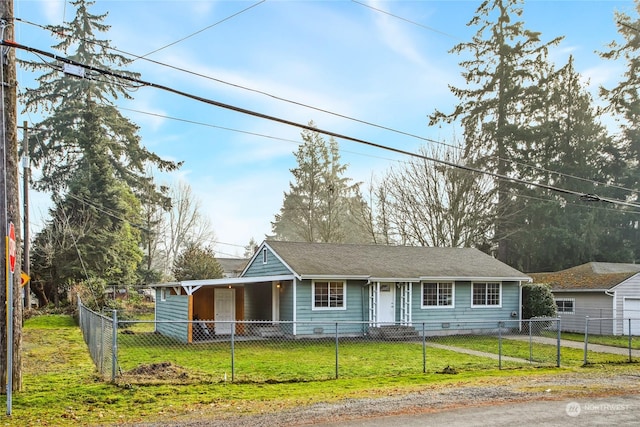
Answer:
471, 282, 501, 307
262, 248, 268, 264
313, 281, 345, 309
555, 298, 575, 314
422, 282, 454, 308
160, 288, 166, 302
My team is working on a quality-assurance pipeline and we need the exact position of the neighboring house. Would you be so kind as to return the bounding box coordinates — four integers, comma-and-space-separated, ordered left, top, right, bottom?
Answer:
152, 240, 531, 342
216, 257, 249, 278
530, 262, 640, 335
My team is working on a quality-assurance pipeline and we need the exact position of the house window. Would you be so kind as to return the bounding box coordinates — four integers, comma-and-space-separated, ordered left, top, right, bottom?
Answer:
422, 282, 454, 308
472, 282, 501, 307
262, 248, 268, 264
160, 288, 166, 302
555, 298, 575, 314
313, 281, 345, 310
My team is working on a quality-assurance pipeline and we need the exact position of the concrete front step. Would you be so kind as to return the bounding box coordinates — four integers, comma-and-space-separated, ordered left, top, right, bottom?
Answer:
369, 325, 420, 340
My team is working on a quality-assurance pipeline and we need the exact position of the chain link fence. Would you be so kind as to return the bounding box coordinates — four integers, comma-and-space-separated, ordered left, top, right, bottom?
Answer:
77, 297, 640, 382
104, 316, 563, 384
77, 298, 117, 381
583, 317, 640, 364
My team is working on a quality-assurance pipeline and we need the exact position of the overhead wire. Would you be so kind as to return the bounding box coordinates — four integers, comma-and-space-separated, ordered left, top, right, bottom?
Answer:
14, 15, 638, 199
5, 39, 640, 212
129, 0, 266, 62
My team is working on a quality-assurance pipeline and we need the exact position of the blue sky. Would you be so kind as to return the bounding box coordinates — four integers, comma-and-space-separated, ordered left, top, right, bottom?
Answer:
15, 0, 635, 257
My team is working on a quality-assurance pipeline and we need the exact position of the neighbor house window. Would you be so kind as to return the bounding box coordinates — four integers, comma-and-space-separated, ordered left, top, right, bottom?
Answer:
422, 282, 454, 308
160, 288, 166, 302
313, 281, 345, 310
555, 298, 575, 314
472, 282, 501, 307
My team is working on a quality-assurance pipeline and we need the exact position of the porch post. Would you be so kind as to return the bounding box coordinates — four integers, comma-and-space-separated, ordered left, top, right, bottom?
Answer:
187, 294, 193, 343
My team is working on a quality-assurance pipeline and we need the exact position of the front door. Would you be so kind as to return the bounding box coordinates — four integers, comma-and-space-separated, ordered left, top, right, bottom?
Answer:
214, 288, 236, 335
378, 283, 395, 324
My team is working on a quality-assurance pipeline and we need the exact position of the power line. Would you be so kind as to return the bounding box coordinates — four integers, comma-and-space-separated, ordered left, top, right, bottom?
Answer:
130, 0, 266, 62
351, 0, 461, 41
6, 39, 640, 212
15, 16, 638, 197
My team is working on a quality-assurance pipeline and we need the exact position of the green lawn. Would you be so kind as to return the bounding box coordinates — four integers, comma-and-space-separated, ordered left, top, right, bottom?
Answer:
4, 315, 637, 426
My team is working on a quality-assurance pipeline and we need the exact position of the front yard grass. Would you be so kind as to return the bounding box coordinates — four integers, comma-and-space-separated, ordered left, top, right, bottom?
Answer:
5, 315, 638, 426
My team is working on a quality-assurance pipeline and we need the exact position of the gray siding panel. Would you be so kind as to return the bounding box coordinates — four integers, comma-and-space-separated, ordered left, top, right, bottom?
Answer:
614, 274, 640, 335
553, 291, 613, 334
244, 283, 272, 320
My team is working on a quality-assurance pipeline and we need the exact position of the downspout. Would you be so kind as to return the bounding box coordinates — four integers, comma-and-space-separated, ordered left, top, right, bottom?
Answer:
605, 289, 616, 335
519, 281, 523, 332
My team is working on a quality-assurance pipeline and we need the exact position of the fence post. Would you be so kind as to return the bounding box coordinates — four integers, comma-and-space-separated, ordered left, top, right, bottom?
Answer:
629, 318, 632, 363
583, 316, 589, 365
528, 319, 533, 363
556, 318, 561, 367
422, 322, 426, 374
498, 322, 502, 370
335, 322, 339, 379
100, 316, 105, 375
111, 310, 118, 382
231, 321, 235, 382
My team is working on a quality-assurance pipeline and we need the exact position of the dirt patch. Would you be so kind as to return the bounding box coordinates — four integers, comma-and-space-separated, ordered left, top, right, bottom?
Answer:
120, 362, 192, 384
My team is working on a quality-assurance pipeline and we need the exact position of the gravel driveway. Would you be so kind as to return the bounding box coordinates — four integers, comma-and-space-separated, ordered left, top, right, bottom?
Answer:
124, 370, 640, 427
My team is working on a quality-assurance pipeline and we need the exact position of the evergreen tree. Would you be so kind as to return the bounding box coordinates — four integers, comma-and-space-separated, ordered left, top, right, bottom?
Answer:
20, 0, 180, 202
506, 57, 632, 271
172, 244, 224, 281
272, 122, 372, 243
30, 105, 144, 303
599, 2, 640, 262
429, 0, 562, 262
19, 0, 181, 301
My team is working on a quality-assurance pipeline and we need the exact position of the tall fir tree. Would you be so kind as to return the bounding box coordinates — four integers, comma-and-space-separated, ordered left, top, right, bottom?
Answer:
20, 0, 180, 300
272, 122, 372, 243
599, 1, 640, 263
20, 0, 179, 202
429, 0, 562, 263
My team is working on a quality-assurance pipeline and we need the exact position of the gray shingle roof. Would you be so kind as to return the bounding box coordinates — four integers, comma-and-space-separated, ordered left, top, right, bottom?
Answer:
265, 241, 529, 280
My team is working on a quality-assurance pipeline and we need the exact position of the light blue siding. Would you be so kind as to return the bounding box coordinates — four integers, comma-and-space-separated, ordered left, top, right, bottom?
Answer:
155, 290, 189, 343
294, 279, 368, 336
412, 281, 521, 330
280, 282, 294, 321
244, 248, 292, 277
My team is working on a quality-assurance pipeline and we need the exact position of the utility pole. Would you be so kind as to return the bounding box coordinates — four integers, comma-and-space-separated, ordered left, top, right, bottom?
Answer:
0, 0, 22, 408
21, 121, 28, 311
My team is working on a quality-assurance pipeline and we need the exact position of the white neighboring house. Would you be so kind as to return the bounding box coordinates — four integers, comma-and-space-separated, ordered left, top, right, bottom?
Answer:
531, 262, 640, 335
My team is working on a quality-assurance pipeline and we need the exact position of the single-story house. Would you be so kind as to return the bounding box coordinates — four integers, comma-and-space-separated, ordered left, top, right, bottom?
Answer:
152, 240, 531, 342
530, 262, 640, 335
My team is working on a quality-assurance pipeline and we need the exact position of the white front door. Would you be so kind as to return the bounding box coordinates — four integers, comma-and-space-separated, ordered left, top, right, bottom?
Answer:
214, 288, 236, 335
377, 283, 395, 324
623, 298, 640, 335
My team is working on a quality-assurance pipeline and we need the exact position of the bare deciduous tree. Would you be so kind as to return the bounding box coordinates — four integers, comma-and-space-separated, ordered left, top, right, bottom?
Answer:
373, 145, 495, 248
